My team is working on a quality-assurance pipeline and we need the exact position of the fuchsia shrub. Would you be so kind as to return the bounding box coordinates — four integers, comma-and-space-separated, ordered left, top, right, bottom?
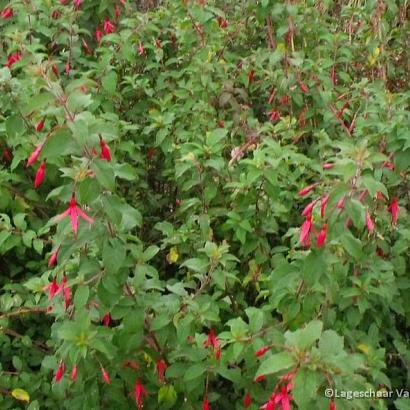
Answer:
0, 0, 409, 409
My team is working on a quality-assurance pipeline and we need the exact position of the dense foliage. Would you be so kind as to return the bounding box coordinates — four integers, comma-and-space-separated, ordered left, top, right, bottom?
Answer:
0, 0, 409, 409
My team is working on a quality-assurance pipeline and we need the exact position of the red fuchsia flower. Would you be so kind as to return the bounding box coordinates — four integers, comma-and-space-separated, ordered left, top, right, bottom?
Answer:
102, 312, 111, 327
34, 160, 46, 188
358, 190, 367, 202
55, 361, 65, 382
299, 81, 308, 93
1, 7, 13, 18
202, 396, 210, 410
73, 0, 81, 8
6, 52, 21, 68
243, 392, 252, 408
65, 62, 70, 74
99, 136, 111, 161
387, 196, 399, 224
336, 196, 345, 209
280, 95, 289, 105
134, 380, 148, 410
330, 400, 336, 410
44, 278, 59, 300
52, 64, 59, 77
95, 28, 103, 42
268, 109, 280, 122
255, 345, 271, 357
156, 358, 167, 382
70, 365, 78, 382
147, 148, 156, 161
63, 286, 71, 310
365, 209, 374, 232
300, 215, 312, 245
27, 142, 45, 167
155, 38, 161, 49
322, 162, 334, 169
103, 19, 115, 34
375, 191, 385, 201
54, 194, 94, 236
138, 42, 145, 55
298, 183, 318, 197
255, 374, 265, 382
316, 223, 327, 248
302, 199, 318, 217
114, 5, 120, 18
2, 148, 12, 162
248, 69, 255, 84
320, 194, 330, 218
101, 367, 110, 384
48, 245, 60, 268
51, 10, 61, 19
60, 0, 69, 4
204, 328, 221, 360
382, 161, 395, 170
123, 359, 139, 369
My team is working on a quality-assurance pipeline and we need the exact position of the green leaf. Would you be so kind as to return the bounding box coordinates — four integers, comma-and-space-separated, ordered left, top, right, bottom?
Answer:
285, 320, 323, 351
184, 363, 206, 382
6, 115, 25, 138
142, 245, 159, 262
158, 385, 177, 407
101, 71, 118, 94
74, 286, 89, 310
340, 232, 363, 260
255, 351, 295, 378
181, 258, 209, 274
292, 368, 319, 409
91, 160, 115, 191
319, 330, 344, 357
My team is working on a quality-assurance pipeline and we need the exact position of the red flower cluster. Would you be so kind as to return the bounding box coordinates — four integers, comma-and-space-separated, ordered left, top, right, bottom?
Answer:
43, 276, 71, 310
204, 328, 221, 360
261, 371, 296, 410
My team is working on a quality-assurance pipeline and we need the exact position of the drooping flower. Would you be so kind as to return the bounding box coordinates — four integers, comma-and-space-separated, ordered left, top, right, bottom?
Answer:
1, 7, 13, 18
6, 52, 22, 68
65, 62, 70, 74
53, 194, 94, 236
70, 365, 78, 381
365, 209, 374, 233
102, 312, 111, 327
322, 162, 334, 169
36, 119, 44, 132
82, 39, 92, 55
358, 190, 367, 202
329, 400, 336, 410
255, 374, 265, 382
73, 0, 81, 8
248, 69, 255, 84
301, 199, 318, 217
243, 392, 252, 408
34, 161, 46, 188
204, 328, 221, 360
44, 278, 59, 300
55, 361, 65, 382
95, 28, 103, 42
300, 215, 312, 245
336, 196, 345, 209
27, 142, 45, 167
156, 358, 167, 382
138, 42, 145, 55
63, 286, 71, 310
101, 367, 110, 384
2, 148, 12, 162
268, 109, 280, 122
134, 380, 148, 409
103, 19, 115, 34
255, 345, 271, 357
320, 194, 330, 218
387, 196, 399, 224
298, 183, 317, 197
48, 245, 60, 268
316, 223, 327, 248
99, 136, 111, 161
202, 396, 210, 410
299, 81, 308, 93
114, 5, 120, 18
52, 64, 59, 77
